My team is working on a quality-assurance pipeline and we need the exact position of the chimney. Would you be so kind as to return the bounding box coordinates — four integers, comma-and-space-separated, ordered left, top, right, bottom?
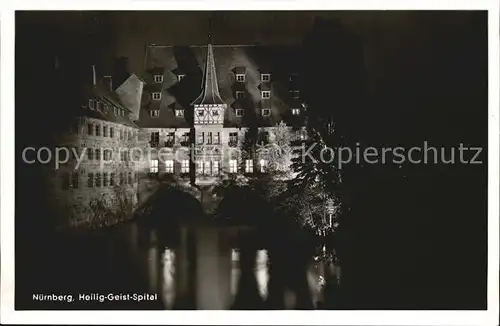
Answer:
103, 76, 113, 91
92, 65, 97, 86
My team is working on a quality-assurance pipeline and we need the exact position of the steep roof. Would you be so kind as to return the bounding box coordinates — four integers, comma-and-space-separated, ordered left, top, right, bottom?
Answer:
81, 85, 139, 128
191, 44, 226, 106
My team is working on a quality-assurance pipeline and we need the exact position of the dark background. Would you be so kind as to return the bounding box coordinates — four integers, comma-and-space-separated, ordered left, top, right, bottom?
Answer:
15, 11, 488, 309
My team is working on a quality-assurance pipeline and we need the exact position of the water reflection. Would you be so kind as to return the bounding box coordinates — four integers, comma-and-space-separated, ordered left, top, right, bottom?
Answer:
255, 250, 269, 300
162, 248, 176, 309
150, 228, 327, 309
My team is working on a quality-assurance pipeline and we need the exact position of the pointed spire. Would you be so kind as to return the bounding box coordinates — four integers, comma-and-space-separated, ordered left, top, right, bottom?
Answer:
191, 43, 225, 106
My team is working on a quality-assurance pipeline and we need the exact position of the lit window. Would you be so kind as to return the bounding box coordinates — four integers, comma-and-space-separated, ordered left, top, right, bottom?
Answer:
261, 108, 271, 116
245, 160, 253, 173
175, 109, 184, 117
236, 74, 245, 82
235, 109, 244, 117
178, 74, 185, 81
291, 108, 300, 115
213, 132, 220, 144
261, 73, 271, 82
235, 91, 244, 99
151, 110, 160, 118
165, 160, 174, 174
197, 132, 204, 144
154, 75, 164, 83
229, 159, 238, 173
196, 161, 203, 174
152, 92, 162, 100
261, 91, 271, 99
212, 161, 220, 175
260, 159, 267, 173
204, 161, 211, 175
181, 160, 190, 173
150, 159, 159, 173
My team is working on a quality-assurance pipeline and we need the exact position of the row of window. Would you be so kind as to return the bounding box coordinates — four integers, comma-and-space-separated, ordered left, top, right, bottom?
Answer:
86, 122, 136, 140
149, 131, 241, 147
150, 107, 300, 119
150, 90, 298, 102
148, 130, 304, 147
149, 132, 189, 147
150, 108, 184, 118
153, 74, 185, 84
153, 73, 278, 85
88, 99, 127, 117
85, 148, 133, 161
61, 171, 136, 189
149, 159, 267, 174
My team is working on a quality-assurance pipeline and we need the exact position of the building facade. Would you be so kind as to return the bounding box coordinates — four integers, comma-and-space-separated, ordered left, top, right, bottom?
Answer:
51, 43, 309, 228
137, 44, 308, 187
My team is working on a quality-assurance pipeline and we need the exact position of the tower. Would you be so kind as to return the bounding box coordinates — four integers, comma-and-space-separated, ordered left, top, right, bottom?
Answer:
191, 40, 227, 180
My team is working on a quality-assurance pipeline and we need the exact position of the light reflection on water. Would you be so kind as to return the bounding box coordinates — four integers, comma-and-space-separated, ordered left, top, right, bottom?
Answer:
230, 249, 269, 302
161, 248, 176, 309
158, 246, 325, 309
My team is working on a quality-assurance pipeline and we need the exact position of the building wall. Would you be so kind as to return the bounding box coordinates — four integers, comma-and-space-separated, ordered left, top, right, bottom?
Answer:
50, 116, 140, 228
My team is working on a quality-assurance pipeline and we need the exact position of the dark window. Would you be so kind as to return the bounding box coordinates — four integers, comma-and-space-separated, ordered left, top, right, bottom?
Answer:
95, 172, 101, 187
110, 127, 114, 138
181, 132, 190, 145
88, 123, 93, 135
87, 148, 94, 160
95, 125, 101, 136
103, 126, 108, 137
87, 172, 94, 187
128, 172, 132, 185
71, 172, 79, 188
95, 149, 101, 161
110, 173, 115, 186
166, 132, 175, 146
61, 172, 70, 189
150, 132, 160, 146
103, 173, 109, 187
229, 132, 238, 147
